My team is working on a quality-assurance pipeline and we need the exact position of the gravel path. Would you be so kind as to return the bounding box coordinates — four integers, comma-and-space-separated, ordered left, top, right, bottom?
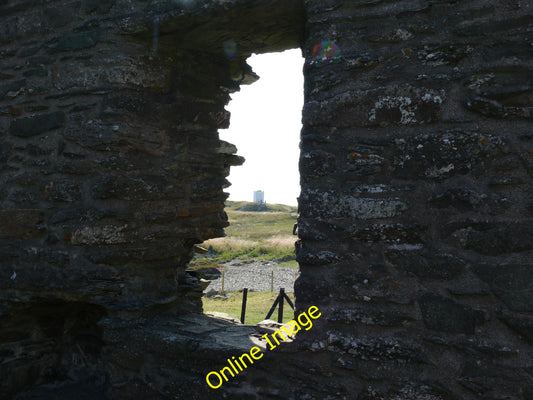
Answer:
206, 260, 299, 292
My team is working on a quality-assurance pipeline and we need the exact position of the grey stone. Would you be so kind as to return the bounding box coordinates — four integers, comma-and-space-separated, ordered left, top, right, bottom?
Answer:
42, 181, 81, 203
300, 150, 336, 177
300, 189, 408, 219
0, 209, 43, 239
1, 0, 533, 398
83, 0, 116, 14
44, 3, 81, 28
17, 46, 40, 57
23, 68, 47, 78
46, 31, 100, 53
392, 130, 506, 180
465, 223, 533, 255
473, 263, 533, 312
29, 56, 54, 66
499, 312, 533, 343
0, 142, 12, 162
351, 223, 426, 244
386, 251, 465, 280
428, 187, 483, 209
91, 176, 185, 201
418, 294, 482, 334
10, 111, 65, 137
325, 331, 428, 364
329, 307, 414, 327
0, 79, 25, 99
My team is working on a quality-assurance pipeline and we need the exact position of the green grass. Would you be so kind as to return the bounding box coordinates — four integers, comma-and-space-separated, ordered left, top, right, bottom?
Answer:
224, 201, 297, 213
203, 290, 296, 325
191, 201, 298, 266
275, 260, 298, 268
194, 201, 298, 324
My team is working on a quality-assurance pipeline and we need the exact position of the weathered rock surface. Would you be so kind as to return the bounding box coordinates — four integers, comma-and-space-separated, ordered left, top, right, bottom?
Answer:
1, 0, 532, 399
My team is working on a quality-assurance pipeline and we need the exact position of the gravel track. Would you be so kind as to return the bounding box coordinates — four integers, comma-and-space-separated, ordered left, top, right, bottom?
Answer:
206, 260, 299, 292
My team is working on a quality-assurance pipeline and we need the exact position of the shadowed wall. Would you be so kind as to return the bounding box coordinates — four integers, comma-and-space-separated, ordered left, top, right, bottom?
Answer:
0, 0, 531, 399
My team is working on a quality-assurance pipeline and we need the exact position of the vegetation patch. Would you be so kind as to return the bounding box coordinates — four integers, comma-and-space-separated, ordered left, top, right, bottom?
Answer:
203, 290, 296, 325
191, 201, 298, 266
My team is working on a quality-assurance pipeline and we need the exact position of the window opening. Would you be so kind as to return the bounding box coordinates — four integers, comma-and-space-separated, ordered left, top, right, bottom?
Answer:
190, 49, 304, 325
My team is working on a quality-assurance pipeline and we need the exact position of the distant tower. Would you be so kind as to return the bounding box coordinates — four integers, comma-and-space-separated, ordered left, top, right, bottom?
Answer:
253, 190, 265, 203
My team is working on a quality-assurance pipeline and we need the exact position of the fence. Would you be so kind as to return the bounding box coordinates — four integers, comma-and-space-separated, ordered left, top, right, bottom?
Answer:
220, 270, 279, 292
239, 287, 294, 324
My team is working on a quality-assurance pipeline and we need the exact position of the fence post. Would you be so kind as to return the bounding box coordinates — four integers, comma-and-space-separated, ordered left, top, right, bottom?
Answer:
240, 288, 248, 324
270, 270, 274, 292
221, 270, 225, 292
265, 292, 281, 320
278, 288, 285, 323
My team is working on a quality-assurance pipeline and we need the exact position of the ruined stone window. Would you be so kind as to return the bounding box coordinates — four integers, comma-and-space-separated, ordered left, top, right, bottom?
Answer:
193, 50, 304, 324
222, 49, 303, 206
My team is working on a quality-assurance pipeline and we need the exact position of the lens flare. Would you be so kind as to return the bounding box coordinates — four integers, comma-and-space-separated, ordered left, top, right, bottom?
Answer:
311, 40, 341, 65
223, 39, 238, 60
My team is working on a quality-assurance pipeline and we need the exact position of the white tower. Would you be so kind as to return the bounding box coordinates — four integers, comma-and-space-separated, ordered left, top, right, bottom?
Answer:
253, 190, 265, 203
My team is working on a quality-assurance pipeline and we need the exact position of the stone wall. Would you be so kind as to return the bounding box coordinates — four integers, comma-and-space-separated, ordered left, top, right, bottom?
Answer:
291, 1, 533, 398
1, 0, 532, 399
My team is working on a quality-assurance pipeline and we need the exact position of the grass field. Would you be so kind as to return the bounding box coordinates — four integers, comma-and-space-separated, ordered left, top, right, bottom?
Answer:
194, 201, 299, 324
203, 290, 296, 325
191, 201, 298, 266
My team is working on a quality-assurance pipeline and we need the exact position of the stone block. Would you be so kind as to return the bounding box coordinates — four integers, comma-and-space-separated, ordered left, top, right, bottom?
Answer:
0, 209, 43, 239
46, 31, 100, 53
52, 63, 172, 92
488, 176, 526, 187
300, 150, 336, 177
91, 176, 184, 201
1, 0, 533, 398
386, 250, 465, 280
303, 85, 445, 128
10, 111, 65, 137
499, 311, 533, 343
44, 3, 81, 28
464, 68, 532, 119
294, 274, 330, 302
452, 339, 517, 358
301, 189, 408, 219
23, 68, 47, 78
350, 223, 426, 244
458, 360, 530, 398
329, 307, 414, 327
346, 148, 384, 167
84, 240, 187, 265
416, 43, 473, 66
0, 17, 18, 44
43, 180, 81, 203
325, 331, 428, 364
0, 142, 12, 162
83, 0, 116, 14
29, 56, 54, 66
418, 294, 483, 334
428, 187, 484, 209
0, 79, 25, 99
358, 384, 452, 400
392, 130, 505, 180
464, 222, 533, 255
296, 248, 341, 265
473, 263, 533, 312
69, 225, 134, 245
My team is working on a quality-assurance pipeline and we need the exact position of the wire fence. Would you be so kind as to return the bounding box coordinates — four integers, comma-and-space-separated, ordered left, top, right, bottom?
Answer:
207, 264, 298, 292
239, 287, 294, 324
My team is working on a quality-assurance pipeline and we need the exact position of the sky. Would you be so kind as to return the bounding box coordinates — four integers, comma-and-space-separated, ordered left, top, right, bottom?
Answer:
220, 49, 304, 207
